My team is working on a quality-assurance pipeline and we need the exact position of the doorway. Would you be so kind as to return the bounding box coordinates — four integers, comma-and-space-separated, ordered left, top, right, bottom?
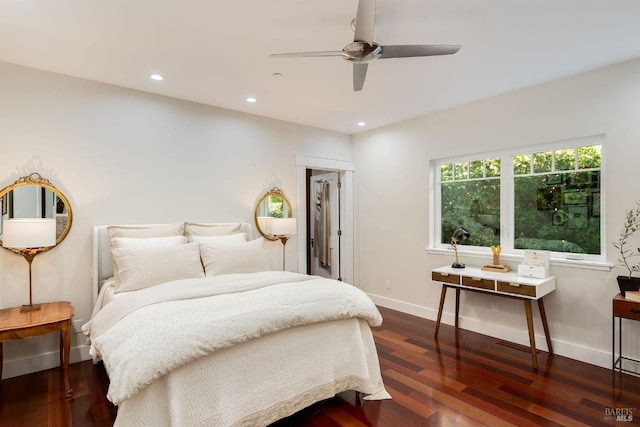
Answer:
307, 170, 341, 280
295, 154, 354, 284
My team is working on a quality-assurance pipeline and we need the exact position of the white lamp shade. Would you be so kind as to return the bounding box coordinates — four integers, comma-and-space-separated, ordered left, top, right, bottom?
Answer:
257, 216, 273, 234
270, 217, 297, 236
2, 218, 57, 249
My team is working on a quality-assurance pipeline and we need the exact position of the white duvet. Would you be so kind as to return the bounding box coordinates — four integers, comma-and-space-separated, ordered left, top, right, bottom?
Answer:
83, 271, 385, 406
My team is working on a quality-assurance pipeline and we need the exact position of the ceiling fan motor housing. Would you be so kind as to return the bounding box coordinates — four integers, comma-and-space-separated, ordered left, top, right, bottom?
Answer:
342, 41, 382, 63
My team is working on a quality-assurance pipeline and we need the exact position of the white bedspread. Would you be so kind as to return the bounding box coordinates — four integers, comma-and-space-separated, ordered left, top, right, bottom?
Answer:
116, 318, 387, 427
83, 271, 385, 406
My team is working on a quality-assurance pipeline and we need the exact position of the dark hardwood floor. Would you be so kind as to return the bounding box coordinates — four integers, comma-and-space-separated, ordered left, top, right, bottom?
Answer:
2, 306, 640, 426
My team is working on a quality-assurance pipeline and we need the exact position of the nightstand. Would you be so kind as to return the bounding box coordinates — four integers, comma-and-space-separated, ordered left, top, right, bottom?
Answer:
0, 301, 74, 398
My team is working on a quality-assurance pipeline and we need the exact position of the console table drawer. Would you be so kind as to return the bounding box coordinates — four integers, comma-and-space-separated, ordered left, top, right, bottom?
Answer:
497, 281, 537, 297
432, 271, 460, 285
462, 276, 495, 291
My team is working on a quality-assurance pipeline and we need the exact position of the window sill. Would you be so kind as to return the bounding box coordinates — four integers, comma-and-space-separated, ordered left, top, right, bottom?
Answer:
425, 247, 613, 272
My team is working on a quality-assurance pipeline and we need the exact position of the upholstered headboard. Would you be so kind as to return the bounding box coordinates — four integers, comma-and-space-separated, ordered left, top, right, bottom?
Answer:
91, 222, 252, 303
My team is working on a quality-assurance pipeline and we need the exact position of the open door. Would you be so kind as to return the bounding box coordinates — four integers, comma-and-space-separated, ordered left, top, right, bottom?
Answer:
308, 170, 341, 280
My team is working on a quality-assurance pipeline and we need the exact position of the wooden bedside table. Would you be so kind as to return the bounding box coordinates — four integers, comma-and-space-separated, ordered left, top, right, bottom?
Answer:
0, 301, 74, 398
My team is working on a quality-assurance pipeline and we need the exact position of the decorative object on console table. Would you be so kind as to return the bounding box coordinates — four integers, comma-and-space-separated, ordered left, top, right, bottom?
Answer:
271, 217, 297, 271
613, 201, 640, 296
517, 249, 550, 279
491, 245, 501, 266
482, 245, 510, 273
2, 219, 56, 312
450, 227, 470, 269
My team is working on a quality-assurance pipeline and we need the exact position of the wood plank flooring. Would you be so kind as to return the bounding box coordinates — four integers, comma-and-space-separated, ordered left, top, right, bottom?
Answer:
2, 305, 640, 426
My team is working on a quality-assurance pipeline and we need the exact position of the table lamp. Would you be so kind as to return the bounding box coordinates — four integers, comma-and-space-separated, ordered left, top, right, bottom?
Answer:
451, 227, 470, 269
2, 218, 57, 311
270, 217, 297, 271
257, 216, 273, 235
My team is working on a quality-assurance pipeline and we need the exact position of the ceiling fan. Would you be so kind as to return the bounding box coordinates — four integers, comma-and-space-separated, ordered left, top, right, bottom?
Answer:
270, 0, 461, 91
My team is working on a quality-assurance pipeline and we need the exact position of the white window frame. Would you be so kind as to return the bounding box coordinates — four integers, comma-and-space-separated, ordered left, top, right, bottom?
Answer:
429, 135, 610, 270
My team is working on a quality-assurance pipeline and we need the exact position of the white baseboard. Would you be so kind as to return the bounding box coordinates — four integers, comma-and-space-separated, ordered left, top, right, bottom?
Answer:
368, 293, 611, 370
1, 344, 92, 380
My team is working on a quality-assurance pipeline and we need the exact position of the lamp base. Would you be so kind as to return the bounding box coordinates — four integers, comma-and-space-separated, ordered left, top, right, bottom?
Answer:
451, 262, 466, 269
20, 303, 41, 312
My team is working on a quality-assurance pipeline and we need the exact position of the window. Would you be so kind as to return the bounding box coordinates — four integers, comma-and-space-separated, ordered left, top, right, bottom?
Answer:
433, 136, 603, 261
440, 157, 501, 248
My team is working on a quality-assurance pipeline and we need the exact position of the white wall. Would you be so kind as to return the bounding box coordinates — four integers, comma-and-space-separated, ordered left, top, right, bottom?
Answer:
4, 55, 640, 378
353, 57, 640, 368
0, 61, 352, 378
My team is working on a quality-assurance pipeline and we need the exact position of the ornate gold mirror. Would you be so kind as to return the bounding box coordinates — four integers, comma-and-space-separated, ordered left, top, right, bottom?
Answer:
254, 187, 292, 241
0, 172, 73, 255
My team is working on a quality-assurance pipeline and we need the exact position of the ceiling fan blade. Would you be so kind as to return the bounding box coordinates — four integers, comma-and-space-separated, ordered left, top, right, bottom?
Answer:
379, 44, 461, 59
353, 63, 368, 92
270, 51, 343, 58
354, 0, 375, 45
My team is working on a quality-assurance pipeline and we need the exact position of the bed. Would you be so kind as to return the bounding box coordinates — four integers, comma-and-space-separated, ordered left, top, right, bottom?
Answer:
84, 222, 390, 426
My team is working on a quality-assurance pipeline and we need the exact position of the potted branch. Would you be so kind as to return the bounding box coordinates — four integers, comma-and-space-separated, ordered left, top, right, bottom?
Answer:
613, 202, 640, 296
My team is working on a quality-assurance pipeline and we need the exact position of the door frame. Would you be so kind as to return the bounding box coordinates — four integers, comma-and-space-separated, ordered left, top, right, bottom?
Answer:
295, 155, 354, 284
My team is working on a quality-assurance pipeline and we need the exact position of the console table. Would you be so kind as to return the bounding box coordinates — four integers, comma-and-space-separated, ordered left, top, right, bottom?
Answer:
432, 265, 556, 369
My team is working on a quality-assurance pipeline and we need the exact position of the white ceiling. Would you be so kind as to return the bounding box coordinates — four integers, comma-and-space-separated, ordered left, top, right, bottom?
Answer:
1, 1, 640, 135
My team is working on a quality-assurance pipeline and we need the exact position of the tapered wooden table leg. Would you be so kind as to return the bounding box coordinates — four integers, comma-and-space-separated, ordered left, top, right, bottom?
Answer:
524, 299, 538, 369
537, 298, 553, 353
434, 285, 448, 338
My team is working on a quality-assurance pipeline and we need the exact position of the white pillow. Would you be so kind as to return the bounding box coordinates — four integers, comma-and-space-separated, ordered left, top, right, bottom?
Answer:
107, 223, 185, 248
111, 235, 188, 249
200, 238, 270, 276
110, 236, 188, 280
189, 233, 247, 244
112, 243, 204, 292
185, 222, 241, 237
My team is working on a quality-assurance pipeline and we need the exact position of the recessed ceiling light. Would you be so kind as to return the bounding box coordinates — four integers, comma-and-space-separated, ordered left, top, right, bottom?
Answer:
150, 74, 164, 81
246, 97, 257, 103
357, 122, 366, 126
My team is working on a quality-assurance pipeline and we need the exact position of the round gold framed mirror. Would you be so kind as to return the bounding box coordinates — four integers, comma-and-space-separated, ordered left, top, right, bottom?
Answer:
254, 187, 292, 241
0, 172, 73, 255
